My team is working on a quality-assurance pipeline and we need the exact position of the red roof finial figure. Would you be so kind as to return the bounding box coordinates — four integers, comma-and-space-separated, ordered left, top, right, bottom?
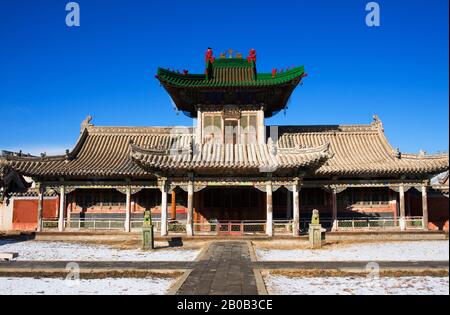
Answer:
247, 48, 257, 63
205, 47, 215, 63
183, 69, 189, 75
272, 68, 277, 78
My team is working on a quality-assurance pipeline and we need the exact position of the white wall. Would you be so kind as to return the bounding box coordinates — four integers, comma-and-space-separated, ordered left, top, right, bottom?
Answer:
0, 198, 13, 231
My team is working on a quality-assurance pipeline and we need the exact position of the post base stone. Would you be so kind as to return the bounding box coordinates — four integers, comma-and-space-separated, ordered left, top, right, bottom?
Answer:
309, 224, 325, 248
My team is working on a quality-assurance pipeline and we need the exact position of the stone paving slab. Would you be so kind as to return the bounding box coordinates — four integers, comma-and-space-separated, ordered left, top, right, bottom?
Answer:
176, 241, 259, 295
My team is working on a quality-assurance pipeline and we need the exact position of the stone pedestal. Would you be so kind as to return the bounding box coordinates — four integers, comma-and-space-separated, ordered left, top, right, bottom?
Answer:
308, 223, 324, 249
142, 210, 154, 250
142, 226, 154, 250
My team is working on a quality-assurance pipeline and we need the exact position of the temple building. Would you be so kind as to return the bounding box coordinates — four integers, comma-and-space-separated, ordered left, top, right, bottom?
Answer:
0, 49, 448, 235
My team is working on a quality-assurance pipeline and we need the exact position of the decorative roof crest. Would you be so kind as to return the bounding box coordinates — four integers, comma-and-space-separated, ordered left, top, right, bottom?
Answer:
419, 150, 427, 157
81, 115, 94, 132
371, 114, 384, 131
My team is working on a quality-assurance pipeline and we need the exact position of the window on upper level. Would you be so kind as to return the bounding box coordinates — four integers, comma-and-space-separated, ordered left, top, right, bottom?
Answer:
201, 111, 261, 145
224, 119, 238, 145
240, 114, 258, 145
203, 113, 223, 144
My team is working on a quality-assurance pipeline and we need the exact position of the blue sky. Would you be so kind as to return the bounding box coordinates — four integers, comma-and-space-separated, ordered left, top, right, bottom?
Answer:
0, 0, 448, 155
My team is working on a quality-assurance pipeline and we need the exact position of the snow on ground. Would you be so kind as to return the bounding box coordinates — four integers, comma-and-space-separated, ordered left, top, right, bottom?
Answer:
0, 240, 199, 261
0, 277, 175, 295
256, 241, 449, 261
265, 275, 449, 295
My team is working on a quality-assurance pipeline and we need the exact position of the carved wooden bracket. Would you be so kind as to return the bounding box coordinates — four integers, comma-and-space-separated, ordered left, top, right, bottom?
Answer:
323, 185, 347, 194
65, 187, 77, 194
116, 187, 144, 195
272, 185, 283, 192
173, 185, 189, 192
194, 185, 207, 193
254, 185, 266, 193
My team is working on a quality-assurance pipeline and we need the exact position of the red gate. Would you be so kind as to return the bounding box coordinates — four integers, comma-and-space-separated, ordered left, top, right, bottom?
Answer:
218, 221, 243, 235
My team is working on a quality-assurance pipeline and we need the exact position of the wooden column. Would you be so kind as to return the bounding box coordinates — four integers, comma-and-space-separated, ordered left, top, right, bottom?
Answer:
171, 191, 177, 220
186, 180, 194, 237
292, 182, 300, 237
399, 184, 406, 231
160, 183, 168, 236
422, 184, 429, 230
67, 192, 72, 226
389, 190, 397, 221
124, 186, 131, 232
266, 181, 273, 237
331, 188, 338, 231
36, 184, 44, 232
58, 184, 66, 232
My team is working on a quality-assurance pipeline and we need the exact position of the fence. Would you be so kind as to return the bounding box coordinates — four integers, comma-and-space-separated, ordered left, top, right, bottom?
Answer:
193, 221, 266, 236
42, 216, 424, 233
336, 216, 424, 231
273, 220, 293, 235
43, 218, 162, 231
299, 218, 333, 233
404, 217, 425, 230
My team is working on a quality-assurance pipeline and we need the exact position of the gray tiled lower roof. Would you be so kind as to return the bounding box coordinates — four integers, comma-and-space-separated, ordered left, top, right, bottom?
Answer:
3, 119, 448, 179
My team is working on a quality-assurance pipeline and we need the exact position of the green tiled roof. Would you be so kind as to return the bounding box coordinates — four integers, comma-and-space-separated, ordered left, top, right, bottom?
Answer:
156, 58, 305, 88
212, 58, 254, 68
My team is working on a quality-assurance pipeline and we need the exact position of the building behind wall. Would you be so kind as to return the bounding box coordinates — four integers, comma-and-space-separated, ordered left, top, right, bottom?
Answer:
0, 49, 448, 234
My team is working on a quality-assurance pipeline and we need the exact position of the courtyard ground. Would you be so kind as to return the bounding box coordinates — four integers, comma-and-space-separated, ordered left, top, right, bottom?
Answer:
264, 274, 449, 295
0, 276, 178, 295
254, 240, 449, 261
0, 239, 448, 295
0, 239, 200, 261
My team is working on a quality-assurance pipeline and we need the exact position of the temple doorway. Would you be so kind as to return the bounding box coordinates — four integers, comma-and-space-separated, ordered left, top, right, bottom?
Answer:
195, 186, 265, 235
196, 186, 265, 221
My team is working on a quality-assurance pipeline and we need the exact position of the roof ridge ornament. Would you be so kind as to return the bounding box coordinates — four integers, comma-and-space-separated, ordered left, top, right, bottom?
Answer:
395, 147, 402, 159
81, 115, 94, 132
205, 48, 215, 63
371, 114, 384, 131
65, 149, 72, 162
247, 49, 257, 63
419, 149, 427, 157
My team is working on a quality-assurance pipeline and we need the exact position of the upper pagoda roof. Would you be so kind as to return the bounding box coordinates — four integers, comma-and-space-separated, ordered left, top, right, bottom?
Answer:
156, 50, 307, 118
157, 59, 305, 88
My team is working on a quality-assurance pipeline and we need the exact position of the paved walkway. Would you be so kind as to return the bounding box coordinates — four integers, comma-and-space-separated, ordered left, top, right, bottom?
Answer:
176, 241, 258, 295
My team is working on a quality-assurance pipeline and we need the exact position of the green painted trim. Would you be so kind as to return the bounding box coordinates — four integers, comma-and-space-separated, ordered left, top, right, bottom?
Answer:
157, 65, 305, 88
